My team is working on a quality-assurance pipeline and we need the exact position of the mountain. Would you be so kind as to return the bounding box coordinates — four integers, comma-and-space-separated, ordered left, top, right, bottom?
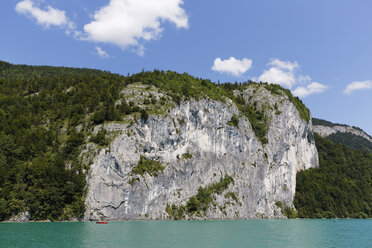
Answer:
0, 61, 318, 221
294, 119, 372, 218
313, 118, 372, 152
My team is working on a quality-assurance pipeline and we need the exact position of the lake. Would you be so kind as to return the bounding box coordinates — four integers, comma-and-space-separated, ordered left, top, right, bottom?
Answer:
1, 219, 371, 248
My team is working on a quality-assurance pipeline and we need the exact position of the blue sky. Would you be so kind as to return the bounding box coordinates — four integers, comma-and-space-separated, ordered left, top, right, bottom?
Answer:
1, 0, 372, 134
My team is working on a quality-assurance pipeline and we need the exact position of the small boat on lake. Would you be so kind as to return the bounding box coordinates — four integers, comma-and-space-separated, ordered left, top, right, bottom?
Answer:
96, 221, 109, 224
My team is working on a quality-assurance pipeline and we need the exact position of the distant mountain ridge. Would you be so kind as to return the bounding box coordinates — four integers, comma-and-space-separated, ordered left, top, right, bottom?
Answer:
312, 118, 372, 152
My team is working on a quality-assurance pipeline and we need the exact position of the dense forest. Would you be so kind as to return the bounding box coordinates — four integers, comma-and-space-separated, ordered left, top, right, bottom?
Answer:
327, 132, 372, 153
294, 133, 372, 218
0, 61, 309, 221
0, 61, 129, 220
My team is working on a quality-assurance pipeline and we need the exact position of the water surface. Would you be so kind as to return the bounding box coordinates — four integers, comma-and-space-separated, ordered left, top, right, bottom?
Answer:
1, 219, 371, 248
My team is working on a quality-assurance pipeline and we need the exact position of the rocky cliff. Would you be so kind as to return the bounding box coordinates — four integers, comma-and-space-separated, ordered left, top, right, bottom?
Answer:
83, 83, 318, 220
313, 122, 372, 143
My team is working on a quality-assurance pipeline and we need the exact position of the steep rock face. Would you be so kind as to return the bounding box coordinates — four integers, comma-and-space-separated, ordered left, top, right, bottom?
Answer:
84, 85, 318, 220
314, 124, 372, 143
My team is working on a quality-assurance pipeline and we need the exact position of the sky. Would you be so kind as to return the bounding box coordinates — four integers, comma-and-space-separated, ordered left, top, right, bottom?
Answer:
1, 0, 372, 134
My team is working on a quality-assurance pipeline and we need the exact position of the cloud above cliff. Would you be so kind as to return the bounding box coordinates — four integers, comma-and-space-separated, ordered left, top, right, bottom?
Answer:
83, 0, 188, 55
211, 57, 253, 76
254, 58, 327, 97
292, 82, 328, 98
257, 59, 300, 88
343, 80, 372, 95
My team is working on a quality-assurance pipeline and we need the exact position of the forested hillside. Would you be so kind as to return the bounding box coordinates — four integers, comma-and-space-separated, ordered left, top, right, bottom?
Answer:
294, 133, 372, 218
327, 132, 372, 153
0, 61, 129, 220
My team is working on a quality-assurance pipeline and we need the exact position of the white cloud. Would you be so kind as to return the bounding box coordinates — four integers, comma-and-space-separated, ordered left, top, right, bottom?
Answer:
268, 59, 299, 72
257, 59, 301, 88
297, 74, 312, 85
211, 57, 252, 76
343, 80, 372, 95
15, 0, 73, 29
258, 67, 296, 88
95, 46, 109, 58
292, 82, 328, 98
15, 0, 188, 54
255, 58, 328, 98
83, 0, 188, 53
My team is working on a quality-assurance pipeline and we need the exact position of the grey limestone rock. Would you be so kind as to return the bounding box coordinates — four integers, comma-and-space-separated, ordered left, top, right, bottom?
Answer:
84, 85, 318, 220
314, 124, 372, 143
8, 211, 31, 222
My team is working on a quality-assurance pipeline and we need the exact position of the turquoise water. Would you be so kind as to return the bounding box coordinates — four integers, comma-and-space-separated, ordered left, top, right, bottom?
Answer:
1, 219, 371, 248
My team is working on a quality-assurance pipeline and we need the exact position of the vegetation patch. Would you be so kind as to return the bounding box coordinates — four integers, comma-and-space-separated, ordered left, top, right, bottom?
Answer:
227, 114, 239, 128
121, 83, 175, 117
224, 191, 239, 204
166, 175, 234, 219
182, 152, 193, 160
264, 84, 283, 96
275, 201, 297, 218
129, 155, 164, 185
90, 128, 109, 147
140, 109, 149, 123
166, 204, 186, 220
232, 95, 268, 144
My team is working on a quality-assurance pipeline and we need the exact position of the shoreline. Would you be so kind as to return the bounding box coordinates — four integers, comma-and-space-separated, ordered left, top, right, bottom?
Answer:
2, 217, 371, 223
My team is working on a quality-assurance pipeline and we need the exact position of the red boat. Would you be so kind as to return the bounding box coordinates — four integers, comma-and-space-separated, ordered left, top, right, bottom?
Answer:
96, 221, 109, 224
